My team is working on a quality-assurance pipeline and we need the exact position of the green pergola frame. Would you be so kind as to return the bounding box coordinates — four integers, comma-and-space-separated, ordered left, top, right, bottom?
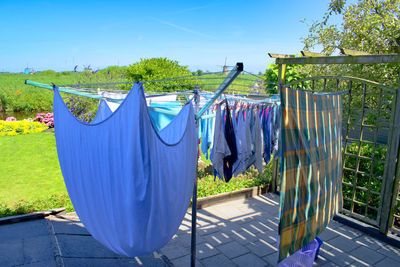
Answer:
271, 53, 400, 235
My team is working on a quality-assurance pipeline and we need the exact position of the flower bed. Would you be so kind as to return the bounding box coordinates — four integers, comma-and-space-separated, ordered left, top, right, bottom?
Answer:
0, 120, 48, 136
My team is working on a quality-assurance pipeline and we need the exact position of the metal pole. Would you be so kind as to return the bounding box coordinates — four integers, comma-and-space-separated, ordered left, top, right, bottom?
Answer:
191, 88, 200, 267
190, 63, 243, 266
196, 63, 243, 120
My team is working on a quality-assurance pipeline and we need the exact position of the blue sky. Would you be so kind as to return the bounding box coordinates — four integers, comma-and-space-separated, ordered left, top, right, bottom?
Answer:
0, 0, 344, 73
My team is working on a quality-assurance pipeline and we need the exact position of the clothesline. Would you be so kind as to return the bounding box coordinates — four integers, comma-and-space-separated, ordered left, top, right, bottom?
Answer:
25, 63, 280, 267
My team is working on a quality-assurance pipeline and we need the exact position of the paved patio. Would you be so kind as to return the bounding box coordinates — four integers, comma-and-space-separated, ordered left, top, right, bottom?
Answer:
161, 193, 400, 266
0, 193, 399, 266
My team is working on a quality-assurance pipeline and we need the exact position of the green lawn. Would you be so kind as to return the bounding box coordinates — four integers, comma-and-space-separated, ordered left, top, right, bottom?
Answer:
0, 131, 270, 218
0, 132, 66, 202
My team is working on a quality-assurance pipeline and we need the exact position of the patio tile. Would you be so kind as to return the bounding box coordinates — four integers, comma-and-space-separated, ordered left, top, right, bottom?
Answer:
325, 235, 361, 252
246, 240, 277, 257
318, 247, 355, 266
376, 244, 400, 260
197, 224, 220, 236
232, 253, 267, 267
351, 246, 385, 265
160, 242, 190, 260
353, 234, 387, 250
170, 254, 203, 267
196, 242, 220, 259
336, 225, 363, 239
228, 228, 259, 245
56, 234, 125, 258
262, 253, 278, 266
375, 256, 400, 267
217, 241, 249, 258
319, 228, 340, 241
200, 253, 234, 266
202, 231, 233, 247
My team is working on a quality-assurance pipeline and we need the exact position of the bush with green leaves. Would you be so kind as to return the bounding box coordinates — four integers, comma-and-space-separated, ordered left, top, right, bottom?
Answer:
342, 142, 387, 220
197, 159, 273, 198
263, 63, 309, 92
64, 95, 96, 123
0, 193, 73, 218
125, 58, 198, 92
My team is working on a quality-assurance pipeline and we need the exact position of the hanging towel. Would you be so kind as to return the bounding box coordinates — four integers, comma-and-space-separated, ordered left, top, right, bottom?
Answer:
278, 87, 345, 262
53, 82, 197, 257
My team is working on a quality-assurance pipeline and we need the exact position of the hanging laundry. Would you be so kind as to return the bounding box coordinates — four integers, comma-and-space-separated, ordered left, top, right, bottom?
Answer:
262, 107, 273, 164
252, 107, 263, 174
223, 101, 238, 182
147, 101, 182, 131
53, 82, 198, 257
278, 87, 345, 262
232, 108, 249, 176
200, 110, 215, 159
271, 106, 281, 156
105, 99, 182, 131
91, 99, 113, 124
210, 103, 231, 179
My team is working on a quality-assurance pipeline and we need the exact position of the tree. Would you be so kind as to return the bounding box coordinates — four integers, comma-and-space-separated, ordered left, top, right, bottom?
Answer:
302, 0, 400, 87
301, 0, 398, 142
126, 58, 197, 92
263, 63, 309, 93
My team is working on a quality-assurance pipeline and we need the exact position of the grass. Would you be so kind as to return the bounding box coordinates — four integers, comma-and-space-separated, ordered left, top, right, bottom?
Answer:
0, 132, 271, 218
0, 132, 66, 202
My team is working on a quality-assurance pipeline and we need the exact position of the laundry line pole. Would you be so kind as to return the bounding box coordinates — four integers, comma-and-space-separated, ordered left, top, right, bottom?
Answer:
191, 62, 243, 267
195, 63, 243, 120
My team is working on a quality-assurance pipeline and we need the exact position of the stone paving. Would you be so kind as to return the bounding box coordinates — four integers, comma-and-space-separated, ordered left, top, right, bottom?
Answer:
161, 193, 400, 266
0, 214, 168, 266
0, 193, 399, 266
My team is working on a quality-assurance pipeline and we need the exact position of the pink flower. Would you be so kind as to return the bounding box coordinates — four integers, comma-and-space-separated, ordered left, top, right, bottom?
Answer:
5, 117, 17, 121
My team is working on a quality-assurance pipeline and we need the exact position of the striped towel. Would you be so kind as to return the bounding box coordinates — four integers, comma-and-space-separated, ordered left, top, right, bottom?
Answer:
278, 87, 346, 262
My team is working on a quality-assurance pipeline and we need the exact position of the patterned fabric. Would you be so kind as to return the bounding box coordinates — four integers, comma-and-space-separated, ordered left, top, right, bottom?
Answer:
279, 87, 346, 262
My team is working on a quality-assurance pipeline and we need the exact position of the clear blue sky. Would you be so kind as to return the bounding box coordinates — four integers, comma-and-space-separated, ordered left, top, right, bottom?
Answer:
0, 0, 344, 73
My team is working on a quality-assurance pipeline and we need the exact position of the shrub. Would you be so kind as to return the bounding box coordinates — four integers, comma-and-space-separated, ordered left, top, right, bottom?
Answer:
39, 70, 58, 75
64, 96, 95, 123
0, 120, 48, 136
125, 58, 198, 92
197, 160, 272, 198
0, 193, 73, 218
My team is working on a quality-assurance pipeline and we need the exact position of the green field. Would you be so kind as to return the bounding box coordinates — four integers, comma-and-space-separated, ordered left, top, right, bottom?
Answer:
0, 68, 264, 116
0, 67, 128, 113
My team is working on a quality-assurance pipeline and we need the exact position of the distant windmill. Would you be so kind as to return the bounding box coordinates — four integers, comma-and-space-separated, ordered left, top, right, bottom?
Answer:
83, 65, 93, 73
217, 57, 233, 75
74, 65, 78, 72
